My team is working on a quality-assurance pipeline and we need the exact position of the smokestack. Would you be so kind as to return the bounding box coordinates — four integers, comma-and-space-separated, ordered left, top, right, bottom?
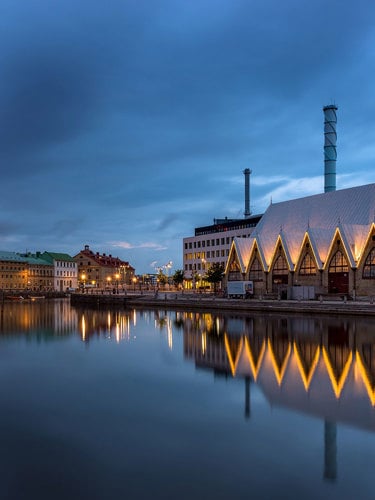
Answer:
323, 104, 338, 193
243, 168, 252, 217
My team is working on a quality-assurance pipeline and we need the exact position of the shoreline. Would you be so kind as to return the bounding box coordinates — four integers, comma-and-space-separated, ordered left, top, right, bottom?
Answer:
69, 291, 375, 317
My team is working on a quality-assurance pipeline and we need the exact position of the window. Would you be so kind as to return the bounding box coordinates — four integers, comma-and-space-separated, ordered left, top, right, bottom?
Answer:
329, 251, 348, 272
273, 255, 288, 274
229, 260, 240, 272
249, 258, 263, 281
299, 253, 316, 275
363, 247, 375, 279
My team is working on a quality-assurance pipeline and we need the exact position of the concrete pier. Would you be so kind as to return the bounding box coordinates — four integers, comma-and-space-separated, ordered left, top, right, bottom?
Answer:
69, 291, 375, 317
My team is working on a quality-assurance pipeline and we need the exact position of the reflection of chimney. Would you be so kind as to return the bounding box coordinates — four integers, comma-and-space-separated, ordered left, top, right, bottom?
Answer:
243, 168, 252, 218
324, 420, 337, 481
323, 105, 338, 193
244, 376, 251, 419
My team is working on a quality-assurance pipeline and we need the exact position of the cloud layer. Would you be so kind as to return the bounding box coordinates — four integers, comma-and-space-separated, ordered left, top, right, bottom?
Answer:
1, 0, 375, 272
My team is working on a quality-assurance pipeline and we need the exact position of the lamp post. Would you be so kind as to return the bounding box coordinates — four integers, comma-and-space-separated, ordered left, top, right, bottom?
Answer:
201, 258, 206, 292
132, 277, 137, 291
81, 273, 86, 292
115, 273, 120, 294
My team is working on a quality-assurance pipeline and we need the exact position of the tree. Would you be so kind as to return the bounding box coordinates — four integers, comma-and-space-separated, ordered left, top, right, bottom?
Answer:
172, 269, 184, 289
157, 270, 168, 287
204, 262, 225, 293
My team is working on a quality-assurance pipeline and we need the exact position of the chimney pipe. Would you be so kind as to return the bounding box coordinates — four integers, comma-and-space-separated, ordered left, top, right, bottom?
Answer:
323, 104, 338, 193
243, 168, 252, 217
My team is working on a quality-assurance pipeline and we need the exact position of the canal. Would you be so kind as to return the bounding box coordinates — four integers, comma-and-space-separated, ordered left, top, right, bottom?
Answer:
0, 298, 374, 499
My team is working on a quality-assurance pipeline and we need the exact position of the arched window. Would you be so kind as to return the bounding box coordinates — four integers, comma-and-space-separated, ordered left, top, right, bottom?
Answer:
329, 250, 349, 272
229, 260, 240, 272
273, 255, 288, 274
363, 248, 375, 279
299, 253, 316, 275
249, 257, 263, 281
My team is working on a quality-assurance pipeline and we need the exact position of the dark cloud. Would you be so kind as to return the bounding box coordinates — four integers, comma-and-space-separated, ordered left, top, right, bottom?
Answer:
0, 0, 375, 271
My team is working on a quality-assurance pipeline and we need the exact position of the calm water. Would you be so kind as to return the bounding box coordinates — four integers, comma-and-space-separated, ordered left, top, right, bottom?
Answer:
0, 299, 375, 500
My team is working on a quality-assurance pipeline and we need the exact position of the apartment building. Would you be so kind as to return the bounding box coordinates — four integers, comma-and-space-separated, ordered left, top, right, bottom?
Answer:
73, 244, 135, 290
183, 215, 262, 287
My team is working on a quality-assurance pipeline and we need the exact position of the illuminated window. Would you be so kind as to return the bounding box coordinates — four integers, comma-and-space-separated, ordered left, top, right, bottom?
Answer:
273, 255, 288, 274
299, 253, 316, 275
249, 258, 263, 281
329, 250, 349, 272
363, 247, 375, 279
229, 260, 240, 272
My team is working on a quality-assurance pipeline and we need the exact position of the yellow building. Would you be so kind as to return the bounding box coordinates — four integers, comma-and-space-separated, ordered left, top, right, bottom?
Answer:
73, 245, 135, 290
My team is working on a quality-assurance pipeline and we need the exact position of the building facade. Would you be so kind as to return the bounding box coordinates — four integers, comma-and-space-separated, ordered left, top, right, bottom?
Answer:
183, 215, 262, 288
0, 251, 54, 292
73, 245, 135, 290
225, 184, 375, 298
41, 252, 78, 292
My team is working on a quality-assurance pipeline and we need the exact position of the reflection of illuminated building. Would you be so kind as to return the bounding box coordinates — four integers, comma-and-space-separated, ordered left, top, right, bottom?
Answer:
75, 308, 133, 342
183, 314, 375, 429
0, 299, 78, 336
181, 312, 375, 482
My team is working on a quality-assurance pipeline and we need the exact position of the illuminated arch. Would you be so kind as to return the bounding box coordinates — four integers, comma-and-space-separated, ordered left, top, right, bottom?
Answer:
249, 257, 263, 282
298, 253, 317, 276
363, 247, 375, 279
329, 250, 349, 272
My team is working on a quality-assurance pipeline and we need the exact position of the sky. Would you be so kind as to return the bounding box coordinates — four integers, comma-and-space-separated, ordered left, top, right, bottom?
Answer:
1, 0, 375, 275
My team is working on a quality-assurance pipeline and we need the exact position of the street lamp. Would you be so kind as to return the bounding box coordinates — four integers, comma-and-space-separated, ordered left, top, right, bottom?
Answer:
81, 273, 86, 292
115, 273, 120, 294
132, 277, 137, 291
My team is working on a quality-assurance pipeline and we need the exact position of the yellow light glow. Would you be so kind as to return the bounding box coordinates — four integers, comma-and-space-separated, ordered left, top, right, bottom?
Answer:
293, 342, 320, 391
322, 347, 352, 399
224, 334, 243, 377
201, 332, 207, 355
244, 337, 266, 381
356, 351, 375, 406
81, 315, 86, 341
267, 339, 291, 386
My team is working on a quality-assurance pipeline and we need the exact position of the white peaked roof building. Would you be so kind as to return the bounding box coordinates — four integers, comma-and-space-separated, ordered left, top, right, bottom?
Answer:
226, 183, 375, 297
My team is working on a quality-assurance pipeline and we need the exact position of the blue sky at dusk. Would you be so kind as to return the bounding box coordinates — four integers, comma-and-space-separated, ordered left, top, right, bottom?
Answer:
1, 0, 375, 274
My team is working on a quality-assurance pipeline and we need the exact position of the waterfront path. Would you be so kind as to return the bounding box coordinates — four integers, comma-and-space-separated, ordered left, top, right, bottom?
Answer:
70, 291, 375, 317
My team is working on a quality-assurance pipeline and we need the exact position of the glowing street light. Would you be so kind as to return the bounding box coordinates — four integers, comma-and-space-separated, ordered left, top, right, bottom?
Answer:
81, 273, 86, 292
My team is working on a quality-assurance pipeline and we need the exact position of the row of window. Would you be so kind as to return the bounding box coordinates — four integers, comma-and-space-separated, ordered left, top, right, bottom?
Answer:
185, 249, 230, 260
229, 250, 375, 280
56, 271, 76, 277
56, 262, 76, 268
0, 265, 26, 271
184, 235, 251, 250
185, 261, 226, 271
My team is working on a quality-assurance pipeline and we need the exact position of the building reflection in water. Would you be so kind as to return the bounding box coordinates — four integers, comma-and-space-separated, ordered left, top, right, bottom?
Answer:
0, 299, 78, 337
181, 311, 375, 482
2, 301, 375, 482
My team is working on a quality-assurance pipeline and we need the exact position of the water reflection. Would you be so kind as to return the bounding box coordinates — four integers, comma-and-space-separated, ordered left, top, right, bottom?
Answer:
1, 301, 375, 491
182, 313, 375, 427
1, 301, 375, 428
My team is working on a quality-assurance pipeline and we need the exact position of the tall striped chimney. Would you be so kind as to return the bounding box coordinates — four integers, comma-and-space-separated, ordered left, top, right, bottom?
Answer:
323, 104, 338, 192
243, 168, 252, 217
